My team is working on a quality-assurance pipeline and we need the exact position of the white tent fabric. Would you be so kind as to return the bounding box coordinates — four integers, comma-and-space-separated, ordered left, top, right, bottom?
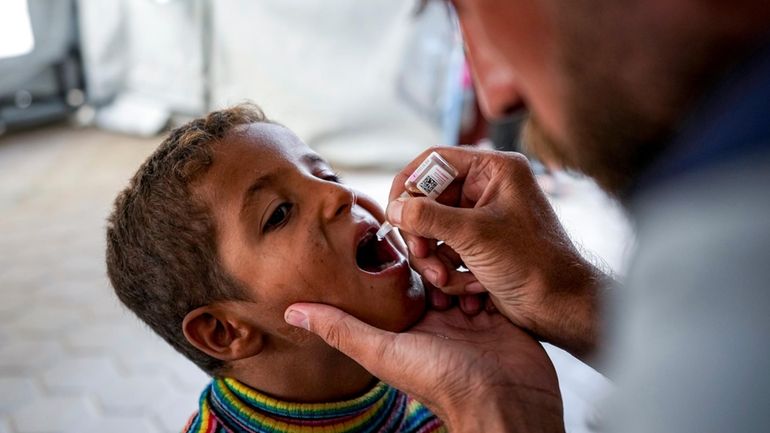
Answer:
0, 0, 35, 59
77, 0, 449, 166
208, 0, 445, 168
0, 0, 73, 96
77, 0, 206, 133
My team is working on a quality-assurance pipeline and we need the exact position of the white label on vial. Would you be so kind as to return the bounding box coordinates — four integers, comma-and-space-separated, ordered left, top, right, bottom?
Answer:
408, 158, 434, 185
416, 164, 452, 199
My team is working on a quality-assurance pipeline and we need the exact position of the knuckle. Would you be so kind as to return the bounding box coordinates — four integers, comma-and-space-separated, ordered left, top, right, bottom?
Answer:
321, 317, 352, 352
373, 336, 392, 364
507, 152, 535, 179
507, 151, 529, 166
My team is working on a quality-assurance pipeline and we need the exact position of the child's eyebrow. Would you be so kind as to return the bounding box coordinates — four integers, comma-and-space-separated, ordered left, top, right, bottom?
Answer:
241, 172, 279, 213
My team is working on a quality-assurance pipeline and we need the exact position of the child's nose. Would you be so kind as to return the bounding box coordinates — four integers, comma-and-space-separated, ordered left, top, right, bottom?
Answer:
319, 182, 356, 222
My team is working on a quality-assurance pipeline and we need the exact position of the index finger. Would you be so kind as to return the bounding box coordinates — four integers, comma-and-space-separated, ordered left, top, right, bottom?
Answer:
285, 303, 397, 375
285, 303, 429, 395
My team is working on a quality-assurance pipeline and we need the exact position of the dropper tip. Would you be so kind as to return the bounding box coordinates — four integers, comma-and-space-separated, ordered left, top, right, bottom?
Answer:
376, 222, 393, 241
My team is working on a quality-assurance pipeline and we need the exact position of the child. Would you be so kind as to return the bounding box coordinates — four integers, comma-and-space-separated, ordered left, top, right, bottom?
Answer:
105, 104, 446, 432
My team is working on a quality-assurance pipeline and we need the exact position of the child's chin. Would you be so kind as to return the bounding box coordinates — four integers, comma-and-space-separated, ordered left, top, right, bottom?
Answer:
356, 271, 426, 332
396, 299, 427, 331
386, 275, 427, 332
374, 305, 424, 333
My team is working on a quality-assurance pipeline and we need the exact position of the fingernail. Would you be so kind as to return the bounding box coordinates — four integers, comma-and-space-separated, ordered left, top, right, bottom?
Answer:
465, 281, 485, 294
386, 199, 405, 225
425, 268, 439, 286
285, 309, 309, 330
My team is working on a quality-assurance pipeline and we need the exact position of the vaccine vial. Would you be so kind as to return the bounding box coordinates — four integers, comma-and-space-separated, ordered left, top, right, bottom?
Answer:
376, 151, 459, 240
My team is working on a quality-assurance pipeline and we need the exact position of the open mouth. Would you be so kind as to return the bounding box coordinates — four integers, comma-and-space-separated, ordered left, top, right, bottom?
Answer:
356, 229, 400, 273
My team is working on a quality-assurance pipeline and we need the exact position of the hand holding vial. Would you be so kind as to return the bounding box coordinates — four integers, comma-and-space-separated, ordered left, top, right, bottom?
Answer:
377, 151, 459, 240
386, 147, 607, 362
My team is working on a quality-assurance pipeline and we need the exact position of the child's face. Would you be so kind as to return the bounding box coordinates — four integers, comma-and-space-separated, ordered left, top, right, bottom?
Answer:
196, 123, 425, 337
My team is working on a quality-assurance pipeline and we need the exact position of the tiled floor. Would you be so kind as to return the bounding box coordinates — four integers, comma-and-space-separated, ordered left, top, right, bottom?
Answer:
0, 125, 208, 433
0, 124, 629, 433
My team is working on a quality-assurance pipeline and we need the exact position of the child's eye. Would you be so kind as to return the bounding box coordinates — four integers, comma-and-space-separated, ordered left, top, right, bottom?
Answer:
321, 172, 342, 183
264, 203, 293, 232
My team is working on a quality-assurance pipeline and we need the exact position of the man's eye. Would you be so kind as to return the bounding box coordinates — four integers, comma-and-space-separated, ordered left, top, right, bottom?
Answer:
264, 203, 293, 232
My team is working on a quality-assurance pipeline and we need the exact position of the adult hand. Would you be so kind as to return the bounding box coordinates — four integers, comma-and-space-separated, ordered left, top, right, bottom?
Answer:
285, 304, 564, 433
388, 147, 608, 363
422, 273, 495, 315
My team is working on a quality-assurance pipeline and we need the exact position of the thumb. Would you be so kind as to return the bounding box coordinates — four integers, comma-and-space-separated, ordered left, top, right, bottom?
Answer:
284, 303, 399, 381
387, 196, 471, 242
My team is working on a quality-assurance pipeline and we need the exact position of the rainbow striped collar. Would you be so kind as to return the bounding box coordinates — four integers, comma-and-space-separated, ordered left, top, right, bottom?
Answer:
183, 377, 446, 433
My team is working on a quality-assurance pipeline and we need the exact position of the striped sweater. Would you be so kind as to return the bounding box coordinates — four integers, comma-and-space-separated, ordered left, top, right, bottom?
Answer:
183, 377, 446, 433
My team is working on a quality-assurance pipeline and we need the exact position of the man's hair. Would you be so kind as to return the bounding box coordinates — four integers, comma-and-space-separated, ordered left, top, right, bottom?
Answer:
106, 103, 272, 375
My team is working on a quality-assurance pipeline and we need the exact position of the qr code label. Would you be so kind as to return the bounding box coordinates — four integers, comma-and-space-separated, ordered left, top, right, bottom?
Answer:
419, 175, 439, 194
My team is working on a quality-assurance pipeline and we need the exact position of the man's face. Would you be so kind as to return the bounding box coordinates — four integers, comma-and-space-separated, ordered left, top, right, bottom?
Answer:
454, 0, 702, 196
196, 123, 425, 339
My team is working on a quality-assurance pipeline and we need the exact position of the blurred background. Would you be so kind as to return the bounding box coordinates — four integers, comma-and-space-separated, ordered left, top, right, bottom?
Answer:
0, 1, 631, 432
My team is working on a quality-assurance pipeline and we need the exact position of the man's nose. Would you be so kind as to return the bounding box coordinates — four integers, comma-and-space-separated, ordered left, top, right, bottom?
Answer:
464, 37, 523, 120
319, 182, 355, 222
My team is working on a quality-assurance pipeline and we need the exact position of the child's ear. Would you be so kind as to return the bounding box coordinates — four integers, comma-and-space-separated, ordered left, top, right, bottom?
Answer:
182, 303, 264, 361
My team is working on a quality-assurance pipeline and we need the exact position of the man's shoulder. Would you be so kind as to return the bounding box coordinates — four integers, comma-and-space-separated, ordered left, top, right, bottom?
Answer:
605, 148, 770, 433
632, 147, 770, 248
631, 147, 770, 277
